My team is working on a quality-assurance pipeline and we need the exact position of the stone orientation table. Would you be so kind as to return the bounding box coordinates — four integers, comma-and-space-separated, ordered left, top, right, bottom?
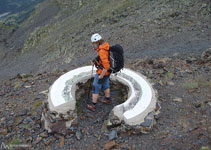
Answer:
41, 66, 160, 134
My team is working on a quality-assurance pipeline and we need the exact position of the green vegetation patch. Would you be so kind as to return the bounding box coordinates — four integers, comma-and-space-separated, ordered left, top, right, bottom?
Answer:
14, 81, 21, 89
22, 25, 51, 53
19, 124, 31, 129
183, 77, 211, 90
199, 80, 211, 88
165, 71, 174, 79
9, 136, 22, 149
183, 81, 199, 89
200, 146, 210, 150
32, 100, 43, 111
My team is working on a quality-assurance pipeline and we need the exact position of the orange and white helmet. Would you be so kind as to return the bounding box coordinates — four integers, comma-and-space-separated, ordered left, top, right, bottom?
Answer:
91, 33, 102, 43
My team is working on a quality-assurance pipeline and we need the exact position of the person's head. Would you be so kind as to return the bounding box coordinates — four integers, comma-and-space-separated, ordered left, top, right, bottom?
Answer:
91, 33, 105, 49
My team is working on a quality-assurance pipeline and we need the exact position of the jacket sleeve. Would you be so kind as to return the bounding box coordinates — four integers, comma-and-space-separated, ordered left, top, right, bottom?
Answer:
99, 50, 110, 70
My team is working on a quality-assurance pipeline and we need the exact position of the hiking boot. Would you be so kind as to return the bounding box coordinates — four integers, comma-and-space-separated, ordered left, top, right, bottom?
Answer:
99, 97, 112, 104
86, 103, 96, 111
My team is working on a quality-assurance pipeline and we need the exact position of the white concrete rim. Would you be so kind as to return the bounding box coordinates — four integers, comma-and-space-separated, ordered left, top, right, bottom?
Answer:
48, 66, 156, 125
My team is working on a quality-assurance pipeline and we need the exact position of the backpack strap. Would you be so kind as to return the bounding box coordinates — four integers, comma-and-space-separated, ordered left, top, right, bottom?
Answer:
93, 56, 104, 70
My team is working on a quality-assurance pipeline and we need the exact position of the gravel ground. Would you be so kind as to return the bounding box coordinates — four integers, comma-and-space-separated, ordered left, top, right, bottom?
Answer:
0, 53, 210, 150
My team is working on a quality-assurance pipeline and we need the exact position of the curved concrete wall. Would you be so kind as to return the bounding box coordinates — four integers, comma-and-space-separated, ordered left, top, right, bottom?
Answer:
47, 66, 157, 126
48, 66, 96, 114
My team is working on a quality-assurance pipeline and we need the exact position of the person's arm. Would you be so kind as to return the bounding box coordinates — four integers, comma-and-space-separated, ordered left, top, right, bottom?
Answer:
92, 56, 101, 68
98, 50, 110, 79
99, 68, 107, 78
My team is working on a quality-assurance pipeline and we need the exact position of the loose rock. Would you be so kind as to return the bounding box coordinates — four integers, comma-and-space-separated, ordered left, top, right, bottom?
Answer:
109, 130, 118, 141
59, 136, 65, 146
40, 131, 48, 138
104, 141, 117, 150
76, 130, 82, 140
0, 129, 8, 135
44, 138, 53, 146
173, 98, 183, 102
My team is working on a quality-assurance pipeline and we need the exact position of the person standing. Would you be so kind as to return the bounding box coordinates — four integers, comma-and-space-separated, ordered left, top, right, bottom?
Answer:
87, 33, 112, 111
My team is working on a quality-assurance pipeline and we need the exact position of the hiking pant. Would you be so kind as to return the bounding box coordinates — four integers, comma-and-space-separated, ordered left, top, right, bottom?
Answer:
92, 74, 110, 94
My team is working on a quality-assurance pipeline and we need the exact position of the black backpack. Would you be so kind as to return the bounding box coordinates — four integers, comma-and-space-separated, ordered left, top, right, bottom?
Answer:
108, 44, 124, 73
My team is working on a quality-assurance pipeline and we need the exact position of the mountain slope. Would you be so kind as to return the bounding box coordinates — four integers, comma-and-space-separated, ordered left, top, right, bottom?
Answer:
0, 0, 44, 25
0, 0, 210, 79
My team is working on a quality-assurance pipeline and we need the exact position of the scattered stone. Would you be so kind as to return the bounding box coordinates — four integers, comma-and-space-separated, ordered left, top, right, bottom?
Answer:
24, 85, 31, 88
188, 89, 196, 93
1, 117, 6, 122
35, 136, 42, 144
0, 129, 8, 135
65, 134, 73, 139
76, 130, 82, 140
80, 115, 85, 120
101, 120, 109, 132
53, 133, 61, 140
109, 130, 118, 141
201, 48, 211, 63
14, 116, 23, 126
87, 113, 94, 118
186, 59, 192, 64
40, 132, 48, 138
140, 118, 153, 127
50, 120, 67, 135
193, 102, 202, 108
173, 98, 183, 102
26, 137, 33, 143
193, 140, 202, 147
23, 116, 33, 124
161, 136, 173, 145
44, 138, 53, 146
59, 136, 65, 146
21, 109, 29, 116
146, 111, 155, 119
33, 114, 41, 121
167, 81, 175, 86
94, 118, 102, 124
157, 63, 165, 69
39, 90, 48, 95
147, 59, 154, 65
158, 80, 164, 86
104, 141, 117, 150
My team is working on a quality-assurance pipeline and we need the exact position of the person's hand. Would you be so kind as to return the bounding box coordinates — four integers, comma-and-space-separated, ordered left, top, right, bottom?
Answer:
98, 74, 104, 79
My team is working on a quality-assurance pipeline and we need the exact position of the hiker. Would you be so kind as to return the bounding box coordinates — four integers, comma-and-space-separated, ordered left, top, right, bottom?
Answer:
87, 33, 111, 111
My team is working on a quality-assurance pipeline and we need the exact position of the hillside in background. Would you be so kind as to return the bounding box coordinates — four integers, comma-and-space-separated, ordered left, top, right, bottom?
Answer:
0, 0, 43, 14
0, 0, 44, 25
0, 0, 210, 79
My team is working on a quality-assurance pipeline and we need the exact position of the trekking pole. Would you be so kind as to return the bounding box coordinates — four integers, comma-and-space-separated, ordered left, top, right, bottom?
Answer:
87, 65, 94, 101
